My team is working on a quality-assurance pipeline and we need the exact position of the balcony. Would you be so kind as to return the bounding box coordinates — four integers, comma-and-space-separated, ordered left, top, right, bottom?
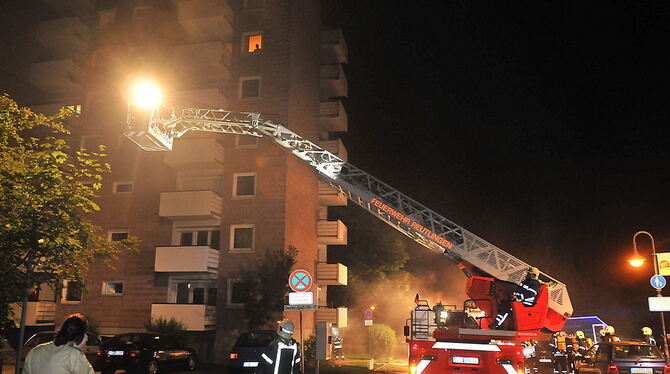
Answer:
315, 307, 347, 328
159, 190, 222, 220
316, 263, 347, 286
320, 64, 348, 100
173, 41, 232, 83
319, 100, 348, 133
155, 246, 219, 273
11, 301, 56, 326
151, 304, 215, 331
318, 182, 347, 207
28, 60, 83, 95
172, 88, 229, 109
321, 29, 348, 64
177, 0, 233, 41
317, 220, 347, 245
44, 0, 94, 18
35, 18, 90, 60
318, 139, 348, 161
164, 138, 224, 170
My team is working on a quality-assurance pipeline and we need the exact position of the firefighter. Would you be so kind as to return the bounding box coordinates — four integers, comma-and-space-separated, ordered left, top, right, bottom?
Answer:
259, 320, 301, 374
490, 267, 542, 329
602, 325, 620, 342
549, 332, 569, 374
574, 331, 592, 357
598, 328, 606, 343
565, 334, 577, 374
642, 327, 657, 346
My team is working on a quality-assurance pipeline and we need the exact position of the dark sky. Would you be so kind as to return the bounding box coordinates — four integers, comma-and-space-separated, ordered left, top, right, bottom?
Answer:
323, 1, 670, 337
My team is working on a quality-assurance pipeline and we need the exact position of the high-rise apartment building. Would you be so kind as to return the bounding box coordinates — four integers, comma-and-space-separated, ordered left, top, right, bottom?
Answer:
0, 0, 349, 361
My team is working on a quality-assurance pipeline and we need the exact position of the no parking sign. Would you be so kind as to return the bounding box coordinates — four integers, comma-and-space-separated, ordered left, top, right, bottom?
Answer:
289, 269, 313, 292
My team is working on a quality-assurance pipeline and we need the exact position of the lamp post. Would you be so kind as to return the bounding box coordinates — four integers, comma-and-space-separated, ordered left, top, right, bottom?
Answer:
630, 231, 670, 359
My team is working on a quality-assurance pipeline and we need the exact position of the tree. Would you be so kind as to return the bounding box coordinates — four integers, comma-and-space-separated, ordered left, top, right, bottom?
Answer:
0, 95, 136, 339
239, 246, 297, 329
368, 324, 396, 361
145, 317, 187, 345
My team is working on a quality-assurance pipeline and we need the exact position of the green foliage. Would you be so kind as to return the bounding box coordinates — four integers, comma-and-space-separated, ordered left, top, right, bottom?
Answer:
145, 317, 187, 345
368, 324, 396, 361
239, 246, 298, 329
0, 95, 137, 338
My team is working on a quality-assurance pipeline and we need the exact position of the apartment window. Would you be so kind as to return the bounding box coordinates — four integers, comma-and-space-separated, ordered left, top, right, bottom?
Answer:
242, 32, 263, 53
233, 173, 256, 198
98, 9, 117, 30
62, 280, 82, 303
113, 181, 133, 194
227, 279, 248, 306
240, 77, 261, 98
235, 135, 259, 148
102, 281, 124, 296
173, 282, 217, 305
80, 135, 101, 151
230, 225, 254, 252
108, 230, 129, 242
244, 0, 265, 11
177, 228, 221, 250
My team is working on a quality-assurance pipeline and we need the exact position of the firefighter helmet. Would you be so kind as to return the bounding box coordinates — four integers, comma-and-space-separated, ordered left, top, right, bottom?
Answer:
278, 320, 295, 341
527, 267, 540, 280
576, 331, 585, 339
642, 327, 653, 336
599, 328, 606, 337
605, 325, 615, 335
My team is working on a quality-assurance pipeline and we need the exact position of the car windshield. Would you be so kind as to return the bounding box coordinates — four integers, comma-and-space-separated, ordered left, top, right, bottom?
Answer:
235, 331, 276, 347
613, 345, 663, 360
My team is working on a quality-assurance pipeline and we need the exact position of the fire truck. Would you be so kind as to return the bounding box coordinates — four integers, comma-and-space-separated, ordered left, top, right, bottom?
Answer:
124, 88, 573, 373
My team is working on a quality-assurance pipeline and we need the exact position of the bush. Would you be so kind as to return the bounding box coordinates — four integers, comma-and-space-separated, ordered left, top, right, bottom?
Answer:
368, 324, 396, 361
145, 317, 187, 345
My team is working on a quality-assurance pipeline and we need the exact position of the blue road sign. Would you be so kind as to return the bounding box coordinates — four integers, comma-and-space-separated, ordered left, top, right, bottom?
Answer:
651, 275, 667, 289
289, 269, 312, 292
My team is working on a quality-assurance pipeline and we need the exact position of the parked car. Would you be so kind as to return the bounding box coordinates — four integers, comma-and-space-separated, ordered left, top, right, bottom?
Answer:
98, 332, 196, 374
23, 331, 101, 369
576, 341, 669, 374
228, 330, 277, 374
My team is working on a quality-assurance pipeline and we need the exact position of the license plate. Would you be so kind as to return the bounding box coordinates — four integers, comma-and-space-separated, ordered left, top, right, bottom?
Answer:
108, 351, 124, 356
631, 368, 653, 374
243, 362, 259, 368
538, 359, 552, 363
452, 356, 479, 365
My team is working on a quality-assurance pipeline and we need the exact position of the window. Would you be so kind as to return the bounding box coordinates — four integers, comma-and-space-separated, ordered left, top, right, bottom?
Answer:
227, 279, 248, 306
98, 9, 117, 30
108, 230, 129, 242
244, 0, 265, 11
102, 281, 124, 296
233, 173, 256, 198
235, 135, 259, 148
62, 280, 82, 303
240, 77, 261, 98
173, 281, 217, 305
242, 32, 263, 53
113, 181, 133, 194
176, 227, 221, 250
80, 135, 102, 151
230, 225, 254, 252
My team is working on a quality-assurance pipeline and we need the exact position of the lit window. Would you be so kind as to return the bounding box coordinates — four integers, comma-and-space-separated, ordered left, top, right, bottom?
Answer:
230, 225, 254, 252
233, 173, 256, 198
243, 32, 263, 53
113, 182, 133, 194
240, 77, 261, 98
108, 230, 129, 242
102, 281, 124, 296
227, 279, 248, 306
244, 0, 264, 11
235, 135, 259, 148
62, 280, 82, 303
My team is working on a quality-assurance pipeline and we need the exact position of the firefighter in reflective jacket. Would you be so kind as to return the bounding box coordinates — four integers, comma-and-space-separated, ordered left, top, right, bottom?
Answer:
642, 327, 657, 346
574, 331, 592, 357
490, 267, 542, 329
549, 332, 569, 374
602, 326, 620, 343
260, 320, 301, 374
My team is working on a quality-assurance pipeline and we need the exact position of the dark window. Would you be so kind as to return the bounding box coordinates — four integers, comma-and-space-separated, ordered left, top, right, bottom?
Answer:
193, 288, 205, 304
233, 227, 253, 249
176, 283, 189, 303
207, 288, 217, 306
65, 281, 82, 302
197, 231, 208, 246
210, 230, 220, 250
180, 232, 193, 246
241, 78, 260, 98
110, 232, 128, 241
230, 281, 248, 304
114, 183, 133, 193
235, 175, 255, 196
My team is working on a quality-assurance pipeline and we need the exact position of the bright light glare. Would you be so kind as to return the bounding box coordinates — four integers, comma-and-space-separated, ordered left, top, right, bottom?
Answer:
132, 80, 163, 109
369, 306, 376, 311
628, 258, 646, 268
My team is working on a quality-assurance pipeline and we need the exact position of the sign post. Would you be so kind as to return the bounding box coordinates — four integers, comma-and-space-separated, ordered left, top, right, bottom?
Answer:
286, 269, 313, 373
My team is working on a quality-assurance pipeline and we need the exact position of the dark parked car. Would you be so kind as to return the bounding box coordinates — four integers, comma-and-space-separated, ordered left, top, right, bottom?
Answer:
228, 330, 277, 374
23, 331, 101, 369
577, 341, 669, 374
98, 332, 196, 374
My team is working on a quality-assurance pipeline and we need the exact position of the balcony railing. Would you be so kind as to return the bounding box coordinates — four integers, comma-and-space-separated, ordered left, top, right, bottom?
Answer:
319, 100, 348, 133
317, 220, 347, 245
321, 29, 348, 64
164, 138, 224, 170
177, 0, 233, 41
173, 41, 232, 83
318, 139, 348, 161
29, 60, 83, 95
155, 246, 219, 273
159, 190, 222, 220
11, 301, 56, 326
151, 304, 215, 331
318, 182, 347, 207
35, 18, 90, 60
316, 263, 348, 286
320, 64, 348, 100
315, 307, 347, 328
43, 0, 94, 18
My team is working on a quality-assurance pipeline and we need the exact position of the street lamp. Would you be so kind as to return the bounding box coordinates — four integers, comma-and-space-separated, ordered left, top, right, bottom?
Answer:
629, 231, 669, 359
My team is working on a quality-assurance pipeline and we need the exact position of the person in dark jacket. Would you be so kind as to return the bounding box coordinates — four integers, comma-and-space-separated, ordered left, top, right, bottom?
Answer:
490, 267, 542, 329
259, 320, 301, 374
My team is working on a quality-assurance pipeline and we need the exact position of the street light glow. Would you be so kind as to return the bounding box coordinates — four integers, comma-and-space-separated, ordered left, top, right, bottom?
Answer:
132, 80, 163, 110
628, 257, 646, 268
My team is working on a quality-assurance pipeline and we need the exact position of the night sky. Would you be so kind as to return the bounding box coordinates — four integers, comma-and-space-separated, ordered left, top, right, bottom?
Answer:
323, 1, 670, 337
